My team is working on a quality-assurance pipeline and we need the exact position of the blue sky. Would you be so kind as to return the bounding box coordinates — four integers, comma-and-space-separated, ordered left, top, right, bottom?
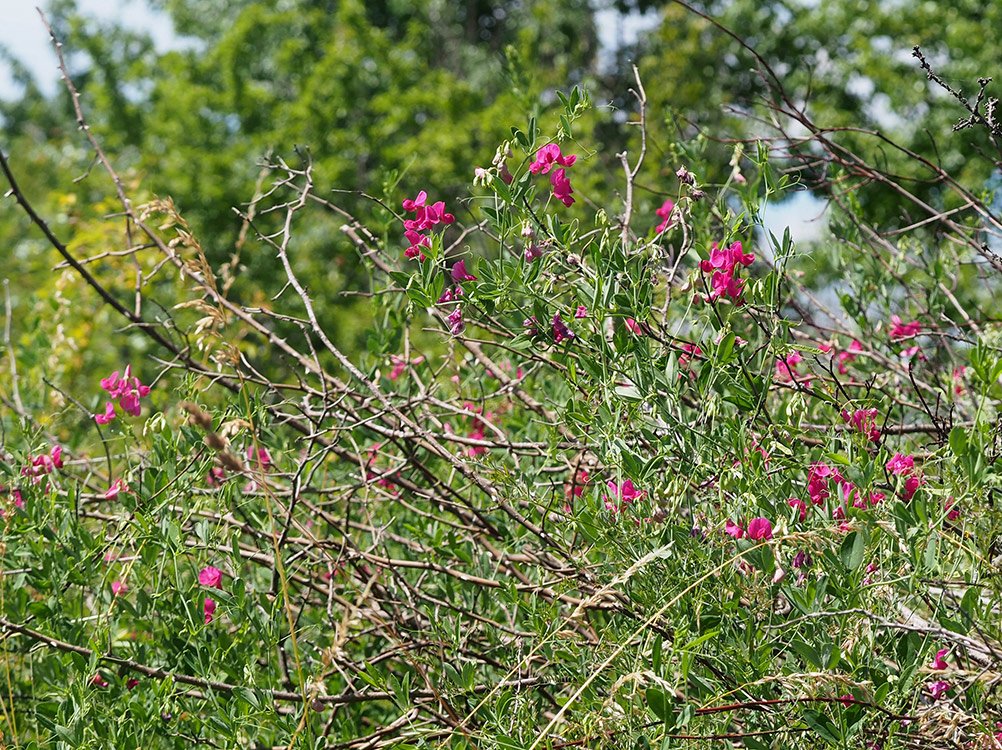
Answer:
0, 0, 176, 99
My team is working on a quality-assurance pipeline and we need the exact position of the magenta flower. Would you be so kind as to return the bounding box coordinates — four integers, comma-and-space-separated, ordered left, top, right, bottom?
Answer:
654, 199, 675, 233
788, 497, 807, 521
450, 260, 477, 283
550, 168, 575, 207
927, 680, 950, 700
246, 446, 272, 471
388, 354, 424, 381
841, 408, 881, 442
126, 678, 139, 690
575, 305, 588, 318
837, 340, 863, 374
404, 229, 430, 261
952, 366, 966, 395
523, 316, 540, 336
94, 401, 116, 425
678, 343, 703, 369
447, 306, 464, 335
624, 318, 643, 335
889, 315, 922, 341
206, 466, 226, 487
529, 144, 576, 175
401, 190, 454, 260
945, 498, 960, 521
523, 242, 543, 262
91, 673, 109, 688
604, 479, 646, 513
930, 648, 949, 670
746, 517, 773, 541
724, 519, 745, 539
775, 352, 812, 387
100, 366, 151, 418
402, 190, 428, 212
902, 474, 922, 501
552, 314, 574, 344
198, 566, 223, 589
696, 242, 754, 304
204, 597, 217, 624
886, 453, 914, 476
807, 462, 844, 505
111, 580, 128, 596
104, 479, 129, 500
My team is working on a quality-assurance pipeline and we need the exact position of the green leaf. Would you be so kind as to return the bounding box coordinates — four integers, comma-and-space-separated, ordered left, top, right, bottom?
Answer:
802, 709, 841, 745
839, 531, 866, 571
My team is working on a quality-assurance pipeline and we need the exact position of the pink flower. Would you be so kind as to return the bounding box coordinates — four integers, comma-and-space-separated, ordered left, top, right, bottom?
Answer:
746, 517, 773, 541
206, 466, 226, 487
529, 143, 576, 175
724, 519, 745, 539
401, 191, 454, 261
100, 365, 151, 417
624, 318, 643, 335
696, 242, 753, 305
198, 566, 223, 588
523, 316, 539, 336
788, 497, 807, 521
807, 462, 845, 505
402, 190, 427, 212
246, 446, 272, 471
94, 401, 116, 425
930, 648, 949, 670
889, 315, 921, 341
447, 306, 464, 335
699, 241, 754, 274
126, 678, 139, 690
604, 479, 646, 513
841, 408, 881, 442
404, 229, 430, 261
564, 469, 590, 502
707, 271, 745, 304
775, 352, 812, 387
838, 694, 854, 708
654, 199, 675, 233
550, 168, 575, 207
450, 260, 477, 283
524, 242, 543, 262
945, 498, 960, 521
104, 479, 129, 500
575, 305, 588, 318
927, 680, 950, 700
204, 597, 217, 624
91, 673, 109, 688
886, 453, 915, 476
678, 343, 703, 369
552, 314, 574, 344
388, 354, 424, 381
902, 474, 922, 501
836, 340, 863, 374
952, 366, 966, 395
437, 286, 463, 303
111, 580, 128, 596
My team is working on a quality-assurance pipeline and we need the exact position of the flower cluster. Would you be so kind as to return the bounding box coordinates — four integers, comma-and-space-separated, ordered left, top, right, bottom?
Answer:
603, 479, 645, 514
22, 445, 63, 485
654, 199, 675, 234
725, 516, 773, 541
529, 144, 576, 207
698, 241, 754, 304
402, 190, 455, 261
95, 365, 151, 425
841, 408, 881, 443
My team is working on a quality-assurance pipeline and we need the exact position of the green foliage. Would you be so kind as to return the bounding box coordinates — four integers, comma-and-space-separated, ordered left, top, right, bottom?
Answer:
4, 2, 1002, 748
